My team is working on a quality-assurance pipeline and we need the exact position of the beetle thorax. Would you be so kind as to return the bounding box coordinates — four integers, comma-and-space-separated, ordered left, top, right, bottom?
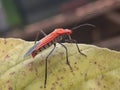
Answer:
54, 28, 72, 35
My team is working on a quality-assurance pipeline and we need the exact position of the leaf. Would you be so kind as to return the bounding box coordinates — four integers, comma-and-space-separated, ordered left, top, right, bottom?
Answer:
0, 38, 120, 90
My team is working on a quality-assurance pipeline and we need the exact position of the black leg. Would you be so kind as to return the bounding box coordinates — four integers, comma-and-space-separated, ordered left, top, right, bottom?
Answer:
65, 37, 87, 57
74, 40, 87, 57
44, 44, 56, 88
59, 43, 72, 71
34, 32, 40, 44
34, 30, 47, 44
40, 29, 47, 36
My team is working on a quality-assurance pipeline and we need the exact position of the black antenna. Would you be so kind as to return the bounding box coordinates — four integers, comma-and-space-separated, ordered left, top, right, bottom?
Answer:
72, 23, 95, 30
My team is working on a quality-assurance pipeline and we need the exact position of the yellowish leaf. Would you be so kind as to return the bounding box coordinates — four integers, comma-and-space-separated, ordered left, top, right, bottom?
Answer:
0, 38, 120, 90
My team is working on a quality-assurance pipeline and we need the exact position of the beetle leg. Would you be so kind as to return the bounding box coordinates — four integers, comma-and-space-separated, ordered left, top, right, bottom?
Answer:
44, 44, 56, 88
59, 43, 72, 71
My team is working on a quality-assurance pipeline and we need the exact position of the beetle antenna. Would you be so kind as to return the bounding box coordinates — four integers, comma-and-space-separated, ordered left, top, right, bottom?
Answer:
72, 23, 95, 30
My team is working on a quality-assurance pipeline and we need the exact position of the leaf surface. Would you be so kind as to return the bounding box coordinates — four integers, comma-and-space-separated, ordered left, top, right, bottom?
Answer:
0, 38, 120, 90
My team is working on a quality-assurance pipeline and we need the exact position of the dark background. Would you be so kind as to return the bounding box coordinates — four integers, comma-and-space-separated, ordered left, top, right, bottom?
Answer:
0, 0, 120, 51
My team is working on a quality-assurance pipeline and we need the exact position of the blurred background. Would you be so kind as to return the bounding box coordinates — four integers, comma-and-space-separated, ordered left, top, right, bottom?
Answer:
0, 0, 120, 51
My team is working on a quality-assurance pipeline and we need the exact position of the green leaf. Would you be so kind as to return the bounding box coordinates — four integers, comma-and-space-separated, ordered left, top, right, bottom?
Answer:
0, 38, 120, 90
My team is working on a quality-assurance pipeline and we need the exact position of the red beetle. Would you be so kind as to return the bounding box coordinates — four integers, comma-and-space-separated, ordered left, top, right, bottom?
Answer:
24, 24, 94, 88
